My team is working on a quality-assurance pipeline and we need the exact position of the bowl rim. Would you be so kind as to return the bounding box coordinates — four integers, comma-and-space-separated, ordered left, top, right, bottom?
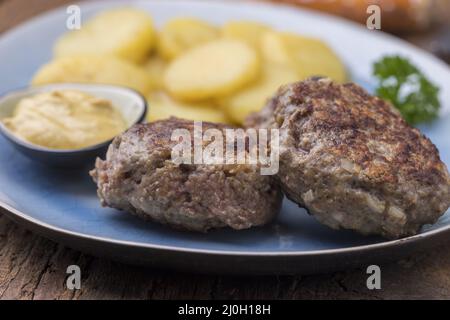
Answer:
0, 83, 148, 154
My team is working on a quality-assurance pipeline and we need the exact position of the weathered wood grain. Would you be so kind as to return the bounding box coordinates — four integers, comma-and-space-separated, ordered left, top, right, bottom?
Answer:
2, 210, 450, 300
1, 0, 450, 300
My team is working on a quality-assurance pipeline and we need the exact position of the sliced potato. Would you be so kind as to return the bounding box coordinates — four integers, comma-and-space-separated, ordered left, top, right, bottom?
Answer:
221, 63, 299, 124
261, 31, 347, 82
54, 8, 155, 63
147, 92, 229, 123
158, 18, 219, 60
222, 21, 271, 49
32, 55, 153, 95
260, 31, 290, 64
164, 39, 260, 101
143, 55, 167, 90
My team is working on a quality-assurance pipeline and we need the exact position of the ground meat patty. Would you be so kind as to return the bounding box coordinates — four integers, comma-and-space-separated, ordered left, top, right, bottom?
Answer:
90, 118, 282, 232
246, 77, 450, 239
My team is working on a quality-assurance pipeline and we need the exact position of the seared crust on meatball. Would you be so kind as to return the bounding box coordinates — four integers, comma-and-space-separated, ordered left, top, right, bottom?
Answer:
247, 78, 450, 239
90, 118, 282, 232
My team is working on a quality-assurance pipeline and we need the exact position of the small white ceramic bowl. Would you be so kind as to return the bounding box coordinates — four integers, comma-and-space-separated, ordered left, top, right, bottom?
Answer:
0, 83, 147, 167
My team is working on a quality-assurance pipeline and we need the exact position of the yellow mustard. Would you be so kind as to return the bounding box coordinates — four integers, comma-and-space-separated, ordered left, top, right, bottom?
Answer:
2, 90, 127, 150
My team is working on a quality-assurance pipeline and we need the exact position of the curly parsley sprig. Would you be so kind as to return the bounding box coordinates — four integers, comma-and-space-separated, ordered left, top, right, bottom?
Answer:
373, 55, 440, 125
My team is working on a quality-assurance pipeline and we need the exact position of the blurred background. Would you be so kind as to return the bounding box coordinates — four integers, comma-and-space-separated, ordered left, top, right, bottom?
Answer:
274, 0, 450, 63
0, 0, 449, 63
276, 0, 449, 32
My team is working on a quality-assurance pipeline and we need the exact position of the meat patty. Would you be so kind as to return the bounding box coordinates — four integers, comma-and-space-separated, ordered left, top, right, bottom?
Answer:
90, 118, 282, 232
246, 77, 450, 239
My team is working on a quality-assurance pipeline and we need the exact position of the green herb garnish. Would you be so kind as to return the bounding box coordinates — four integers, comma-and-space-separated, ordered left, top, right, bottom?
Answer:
373, 55, 440, 125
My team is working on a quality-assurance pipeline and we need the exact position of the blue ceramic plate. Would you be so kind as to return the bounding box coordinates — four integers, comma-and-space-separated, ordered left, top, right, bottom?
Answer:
0, 0, 449, 274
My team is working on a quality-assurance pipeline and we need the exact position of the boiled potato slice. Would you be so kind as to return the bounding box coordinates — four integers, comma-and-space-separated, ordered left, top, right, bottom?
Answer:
158, 18, 219, 60
261, 31, 347, 82
221, 63, 299, 124
147, 92, 229, 123
260, 31, 290, 64
164, 39, 260, 101
144, 55, 167, 90
32, 55, 153, 95
54, 8, 155, 64
222, 21, 271, 49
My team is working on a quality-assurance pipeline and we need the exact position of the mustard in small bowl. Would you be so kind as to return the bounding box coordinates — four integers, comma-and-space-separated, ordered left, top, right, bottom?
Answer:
0, 83, 147, 167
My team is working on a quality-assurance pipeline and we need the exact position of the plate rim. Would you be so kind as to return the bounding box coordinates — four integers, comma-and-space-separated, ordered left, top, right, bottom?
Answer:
0, 198, 445, 257
0, 0, 449, 259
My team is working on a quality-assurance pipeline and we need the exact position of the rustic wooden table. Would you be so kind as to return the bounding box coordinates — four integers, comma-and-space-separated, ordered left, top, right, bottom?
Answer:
1, 0, 450, 300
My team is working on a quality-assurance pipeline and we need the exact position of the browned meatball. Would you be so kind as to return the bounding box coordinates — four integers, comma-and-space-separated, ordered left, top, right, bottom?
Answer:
247, 77, 450, 239
90, 118, 282, 232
